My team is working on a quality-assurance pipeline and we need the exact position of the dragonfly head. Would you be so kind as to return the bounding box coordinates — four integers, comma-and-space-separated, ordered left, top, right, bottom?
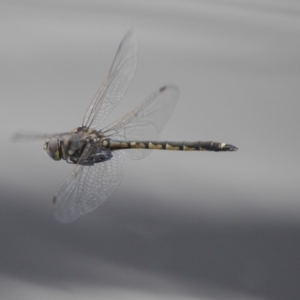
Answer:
44, 137, 62, 161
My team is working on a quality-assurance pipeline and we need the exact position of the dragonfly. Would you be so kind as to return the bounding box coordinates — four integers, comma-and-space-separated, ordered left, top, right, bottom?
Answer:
14, 30, 238, 223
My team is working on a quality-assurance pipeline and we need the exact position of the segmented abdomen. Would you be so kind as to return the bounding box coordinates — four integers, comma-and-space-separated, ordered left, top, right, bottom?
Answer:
103, 139, 238, 152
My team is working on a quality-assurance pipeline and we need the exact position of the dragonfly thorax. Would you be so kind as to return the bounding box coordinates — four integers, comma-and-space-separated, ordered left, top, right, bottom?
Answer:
44, 128, 111, 166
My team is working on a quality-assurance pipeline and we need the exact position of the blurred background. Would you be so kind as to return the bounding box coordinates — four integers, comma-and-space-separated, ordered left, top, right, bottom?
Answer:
1, 0, 300, 299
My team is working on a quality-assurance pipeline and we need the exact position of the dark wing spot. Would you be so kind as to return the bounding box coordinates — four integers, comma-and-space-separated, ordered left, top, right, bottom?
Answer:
160, 86, 167, 92
53, 197, 56, 204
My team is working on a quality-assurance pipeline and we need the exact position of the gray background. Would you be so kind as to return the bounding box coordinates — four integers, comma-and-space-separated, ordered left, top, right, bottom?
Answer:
1, 0, 300, 299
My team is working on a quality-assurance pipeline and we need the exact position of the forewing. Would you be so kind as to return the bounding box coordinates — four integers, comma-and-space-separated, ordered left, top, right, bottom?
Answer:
11, 131, 69, 142
53, 152, 125, 223
82, 30, 137, 129
101, 85, 179, 159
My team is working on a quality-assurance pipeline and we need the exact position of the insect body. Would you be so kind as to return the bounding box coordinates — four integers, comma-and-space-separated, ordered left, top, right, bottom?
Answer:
17, 30, 238, 223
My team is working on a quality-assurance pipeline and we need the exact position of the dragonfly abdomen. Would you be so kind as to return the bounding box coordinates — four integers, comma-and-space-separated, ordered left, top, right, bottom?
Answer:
104, 139, 238, 152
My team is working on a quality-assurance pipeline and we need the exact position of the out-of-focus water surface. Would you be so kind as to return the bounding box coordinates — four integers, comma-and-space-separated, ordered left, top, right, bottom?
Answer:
1, 0, 300, 299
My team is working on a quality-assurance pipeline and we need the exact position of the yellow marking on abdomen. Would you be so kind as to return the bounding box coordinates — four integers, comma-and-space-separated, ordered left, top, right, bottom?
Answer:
119, 142, 129, 148
166, 144, 180, 150
130, 142, 146, 149
109, 141, 129, 149
183, 145, 196, 151
149, 142, 163, 149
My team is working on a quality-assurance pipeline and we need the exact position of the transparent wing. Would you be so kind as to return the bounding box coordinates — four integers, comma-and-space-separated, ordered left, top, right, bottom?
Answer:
101, 85, 179, 159
82, 30, 137, 129
53, 152, 125, 223
11, 131, 69, 142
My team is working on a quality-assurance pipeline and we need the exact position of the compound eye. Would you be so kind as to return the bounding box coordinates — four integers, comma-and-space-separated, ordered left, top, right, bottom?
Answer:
46, 137, 62, 161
